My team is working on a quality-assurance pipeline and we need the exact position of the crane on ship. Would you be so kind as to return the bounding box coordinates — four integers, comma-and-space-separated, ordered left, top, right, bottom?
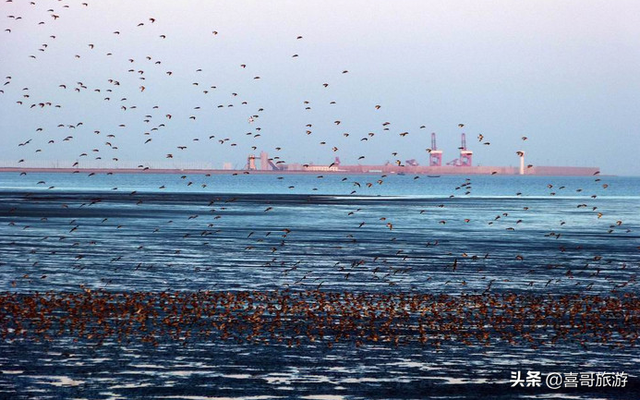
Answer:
429, 133, 443, 166
447, 133, 473, 167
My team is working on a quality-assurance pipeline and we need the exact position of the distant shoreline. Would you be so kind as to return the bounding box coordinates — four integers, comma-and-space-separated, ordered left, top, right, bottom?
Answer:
0, 166, 602, 176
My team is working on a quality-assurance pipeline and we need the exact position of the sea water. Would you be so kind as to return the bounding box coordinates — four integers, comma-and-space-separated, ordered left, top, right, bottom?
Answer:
0, 172, 638, 399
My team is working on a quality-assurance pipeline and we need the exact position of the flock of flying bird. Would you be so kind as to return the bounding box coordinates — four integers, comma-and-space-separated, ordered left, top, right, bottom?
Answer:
5, 2, 519, 175
1, 1, 639, 349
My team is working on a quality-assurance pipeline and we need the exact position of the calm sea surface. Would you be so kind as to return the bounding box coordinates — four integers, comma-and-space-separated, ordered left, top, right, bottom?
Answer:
1, 172, 639, 399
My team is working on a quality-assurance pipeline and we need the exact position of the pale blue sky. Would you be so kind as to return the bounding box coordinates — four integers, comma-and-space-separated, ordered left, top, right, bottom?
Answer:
1, 0, 639, 174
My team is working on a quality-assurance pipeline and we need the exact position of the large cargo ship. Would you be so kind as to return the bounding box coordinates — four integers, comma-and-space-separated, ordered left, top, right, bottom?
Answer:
243, 133, 600, 176
1, 134, 600, 177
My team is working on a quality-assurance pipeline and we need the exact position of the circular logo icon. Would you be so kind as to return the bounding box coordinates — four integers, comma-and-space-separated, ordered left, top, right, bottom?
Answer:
546, 372, 563, 390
